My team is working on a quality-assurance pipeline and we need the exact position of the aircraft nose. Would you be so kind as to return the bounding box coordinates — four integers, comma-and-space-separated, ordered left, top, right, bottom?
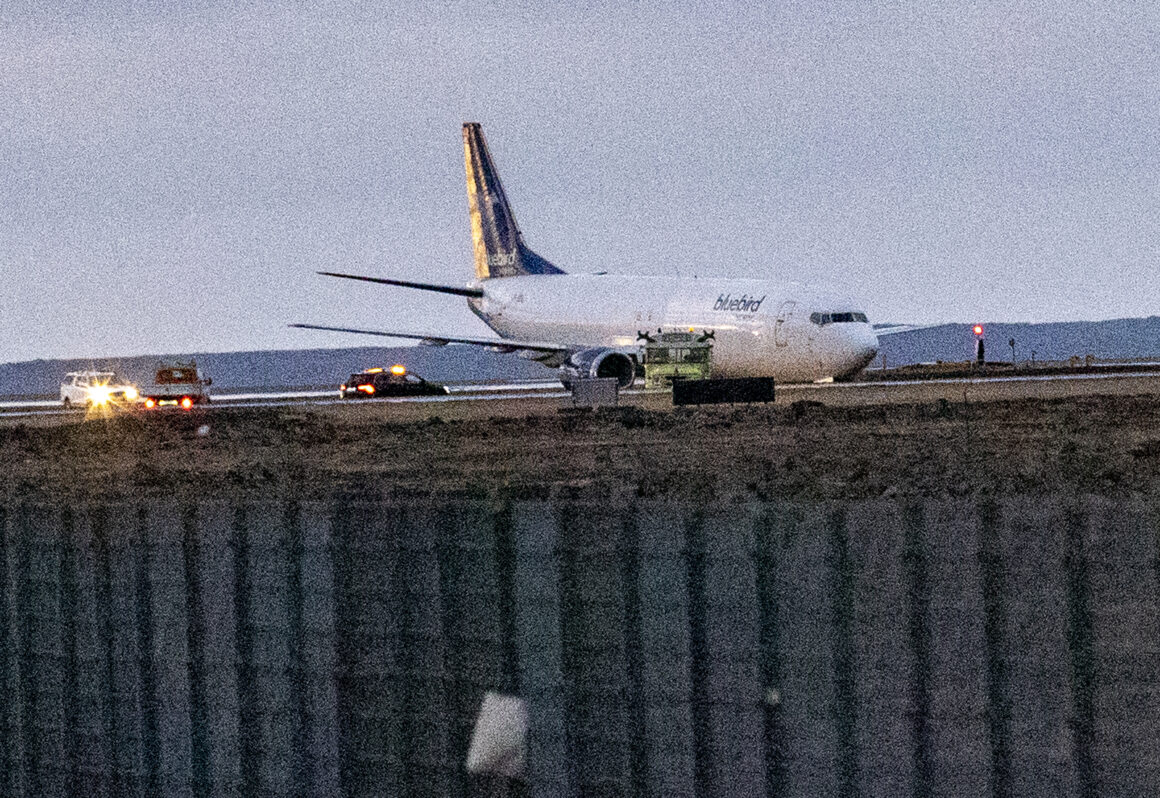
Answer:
849, 327, 879, 370
835, 324, 876, 378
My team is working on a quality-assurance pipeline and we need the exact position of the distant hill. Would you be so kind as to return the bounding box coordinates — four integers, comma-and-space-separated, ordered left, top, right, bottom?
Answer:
874, 316, 1160, 369
4, 317, 1158, 398
0, 345, 549, 398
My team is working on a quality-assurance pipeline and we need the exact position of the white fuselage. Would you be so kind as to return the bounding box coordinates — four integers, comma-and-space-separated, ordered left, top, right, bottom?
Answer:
469, 274, 880, 383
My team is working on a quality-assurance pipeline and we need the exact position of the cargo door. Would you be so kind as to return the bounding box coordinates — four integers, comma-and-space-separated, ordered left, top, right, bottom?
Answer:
774, 301, 796, 347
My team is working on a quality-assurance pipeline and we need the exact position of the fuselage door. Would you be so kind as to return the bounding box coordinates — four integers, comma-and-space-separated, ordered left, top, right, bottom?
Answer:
774, 301, 796, 347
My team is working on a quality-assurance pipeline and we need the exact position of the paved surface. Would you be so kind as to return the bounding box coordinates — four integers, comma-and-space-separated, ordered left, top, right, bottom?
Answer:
5, 370, 1160, 427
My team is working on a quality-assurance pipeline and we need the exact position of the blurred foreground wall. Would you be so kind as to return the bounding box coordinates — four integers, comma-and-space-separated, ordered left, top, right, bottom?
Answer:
1, 497, 1158, 797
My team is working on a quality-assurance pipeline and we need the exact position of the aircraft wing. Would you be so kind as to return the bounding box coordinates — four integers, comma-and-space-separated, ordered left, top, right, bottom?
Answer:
873, 323, 933, 336
289, 323, 573, 365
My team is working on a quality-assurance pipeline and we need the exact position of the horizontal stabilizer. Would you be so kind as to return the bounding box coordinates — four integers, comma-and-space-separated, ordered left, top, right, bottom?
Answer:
318, 271, 484, 298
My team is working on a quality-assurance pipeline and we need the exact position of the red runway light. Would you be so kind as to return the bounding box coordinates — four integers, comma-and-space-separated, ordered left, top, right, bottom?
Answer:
181, 397, 194, 410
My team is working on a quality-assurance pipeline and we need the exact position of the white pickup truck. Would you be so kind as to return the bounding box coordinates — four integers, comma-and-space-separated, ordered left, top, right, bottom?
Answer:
139, 361, 212, 410
60, 371, 139, 407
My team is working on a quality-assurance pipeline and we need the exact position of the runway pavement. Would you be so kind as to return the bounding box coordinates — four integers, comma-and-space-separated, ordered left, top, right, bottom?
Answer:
2, 369, 1159, 425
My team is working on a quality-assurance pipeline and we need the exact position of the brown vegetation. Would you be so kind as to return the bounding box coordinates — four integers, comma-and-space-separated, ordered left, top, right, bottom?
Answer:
4, 391, 1160, 505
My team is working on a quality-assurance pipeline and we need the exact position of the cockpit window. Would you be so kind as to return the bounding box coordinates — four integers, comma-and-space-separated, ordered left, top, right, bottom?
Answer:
810, 311, 868, 325
832, 312, 868, 323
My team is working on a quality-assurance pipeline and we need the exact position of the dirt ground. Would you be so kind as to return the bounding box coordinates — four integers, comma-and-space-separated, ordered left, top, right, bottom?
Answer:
4, 385, 1160, 505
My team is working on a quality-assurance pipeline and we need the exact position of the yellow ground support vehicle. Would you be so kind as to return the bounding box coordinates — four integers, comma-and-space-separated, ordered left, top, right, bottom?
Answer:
639, 331, 714, 389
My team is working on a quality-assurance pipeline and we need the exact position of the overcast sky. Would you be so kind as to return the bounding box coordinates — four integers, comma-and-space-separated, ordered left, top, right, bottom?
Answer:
2, 1, 1157, 362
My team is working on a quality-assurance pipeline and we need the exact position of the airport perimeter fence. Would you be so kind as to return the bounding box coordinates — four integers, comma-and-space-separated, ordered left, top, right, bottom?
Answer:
1, 496, 1158, 798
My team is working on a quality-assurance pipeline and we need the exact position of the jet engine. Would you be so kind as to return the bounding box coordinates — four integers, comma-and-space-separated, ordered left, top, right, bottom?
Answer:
558, 348, 636, 390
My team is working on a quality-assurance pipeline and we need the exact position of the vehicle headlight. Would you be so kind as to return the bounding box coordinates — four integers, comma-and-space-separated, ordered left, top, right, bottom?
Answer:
89, 386, 112, 404
124, 387, 139, 401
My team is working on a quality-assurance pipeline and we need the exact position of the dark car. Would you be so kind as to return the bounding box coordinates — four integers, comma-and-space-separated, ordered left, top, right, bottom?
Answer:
339, 366, 449, 399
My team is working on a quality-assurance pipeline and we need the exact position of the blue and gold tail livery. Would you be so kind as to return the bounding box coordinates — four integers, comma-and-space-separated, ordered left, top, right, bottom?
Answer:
463, 122, 565, 280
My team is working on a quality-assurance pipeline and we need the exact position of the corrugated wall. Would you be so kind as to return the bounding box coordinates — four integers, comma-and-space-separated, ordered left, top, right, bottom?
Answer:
1, 497, 1158, 797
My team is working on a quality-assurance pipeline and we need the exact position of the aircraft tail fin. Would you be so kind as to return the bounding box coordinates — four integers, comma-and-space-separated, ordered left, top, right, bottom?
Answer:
463, 122, 564, 279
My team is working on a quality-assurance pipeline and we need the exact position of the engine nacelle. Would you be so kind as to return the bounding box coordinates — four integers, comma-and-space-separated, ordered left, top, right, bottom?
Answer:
558, 348, 636, 391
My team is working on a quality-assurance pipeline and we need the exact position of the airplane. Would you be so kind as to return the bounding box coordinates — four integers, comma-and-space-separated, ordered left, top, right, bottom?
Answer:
293, 122, 883, 387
